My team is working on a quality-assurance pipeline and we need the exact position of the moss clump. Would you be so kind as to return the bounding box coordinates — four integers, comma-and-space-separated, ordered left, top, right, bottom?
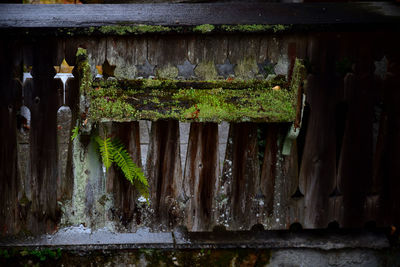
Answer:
194, 61, 218, 80
98, 25, 172, 35
193, 24, 215, 33
76, 48, 92, 93
221, 24, 290, 33
156, 64, 179, 79
234, 57, 259, 79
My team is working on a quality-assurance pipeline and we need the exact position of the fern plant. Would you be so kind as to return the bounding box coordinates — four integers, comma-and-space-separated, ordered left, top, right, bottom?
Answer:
71, 126, 149, 200
94, 135, 149, 200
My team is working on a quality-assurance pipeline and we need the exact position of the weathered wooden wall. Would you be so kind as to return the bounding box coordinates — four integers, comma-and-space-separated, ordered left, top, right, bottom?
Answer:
1, 31, 399, 236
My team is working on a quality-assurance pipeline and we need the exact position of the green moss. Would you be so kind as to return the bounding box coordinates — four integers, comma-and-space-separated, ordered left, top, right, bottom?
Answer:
221, 24, 290, 33
194, 61, 218, 80
234, 57, 259, 79
290, 58, 307, 95
93, 77, 286, 91
76, 48, 92, 93
193, 24, 215, 33
55, 24, 290, 37
99, 25, 172, 35
156, 64, 179, 79
88, 80, 296, 123
81, 59, 307, 123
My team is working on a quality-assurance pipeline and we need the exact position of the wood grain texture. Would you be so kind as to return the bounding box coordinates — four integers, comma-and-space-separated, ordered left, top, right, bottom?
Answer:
0, 3, 399, 28
27, 40, 63, 234
106, 122, 142, 230
146, 120, 183, 230
183, 123, 219, 231
224, 123, 260, 230
0, 40, 21, 236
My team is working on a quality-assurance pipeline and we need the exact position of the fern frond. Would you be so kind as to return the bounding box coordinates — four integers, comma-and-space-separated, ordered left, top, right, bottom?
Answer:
71, 125, 79, 141
111, 139, 149, 195
94, 136, 114, 170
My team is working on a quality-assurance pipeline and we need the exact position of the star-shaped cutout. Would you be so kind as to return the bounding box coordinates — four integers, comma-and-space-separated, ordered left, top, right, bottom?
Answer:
136, 59, 155, 78
54, 58, 74, 74
216, 59, 236, 78
102, 59, 116, 79
258, 59, 276, 76
177, 59, 196, 78
374, 56, 388, 79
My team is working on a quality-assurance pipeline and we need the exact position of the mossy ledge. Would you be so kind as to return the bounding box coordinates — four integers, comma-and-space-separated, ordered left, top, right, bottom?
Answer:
76, 49, 305, 123
87, 77, 297, 123
56, 24, 291, 36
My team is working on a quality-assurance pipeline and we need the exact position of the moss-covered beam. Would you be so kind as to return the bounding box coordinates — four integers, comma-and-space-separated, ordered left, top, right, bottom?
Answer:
21, 24, 291, 37
75, 49, 305, 123
87, 79, 297, 123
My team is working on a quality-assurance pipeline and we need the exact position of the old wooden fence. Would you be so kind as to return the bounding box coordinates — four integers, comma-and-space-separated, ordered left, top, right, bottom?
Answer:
0, 3, 400, 236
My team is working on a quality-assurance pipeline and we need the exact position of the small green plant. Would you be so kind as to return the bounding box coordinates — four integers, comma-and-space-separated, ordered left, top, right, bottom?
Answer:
71, 126, 149, 200
71, 125, 80, 141
94, 135, 149, 199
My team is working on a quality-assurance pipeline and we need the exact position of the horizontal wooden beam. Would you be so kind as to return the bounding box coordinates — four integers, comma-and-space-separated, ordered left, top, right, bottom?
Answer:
0, 2, 399, 31
88, 78, 297, 123
0, 228, 389, 250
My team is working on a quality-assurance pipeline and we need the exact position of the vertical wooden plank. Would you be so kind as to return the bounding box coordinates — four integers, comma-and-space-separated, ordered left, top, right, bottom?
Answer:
227, 34, 260, 79
225, 123, 259, 230
106, 122, 142, 230
299, 34, 337, 228
183, 123, 219, 231
299, 73, 336, 228
337, 34, 375, 228
189, 34, 228, 65
379, 35, 400, 227
148, 35, 187, 69
106, 36, 135, 79
260, 124, 279, 218
25, 39, 63, 234
270, 35, 309, 229
146, 120, 183, 230
65, 37, 106, 76
0, 39, 21, 235
187, 34, 228, 79
55, 77, 79, 202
